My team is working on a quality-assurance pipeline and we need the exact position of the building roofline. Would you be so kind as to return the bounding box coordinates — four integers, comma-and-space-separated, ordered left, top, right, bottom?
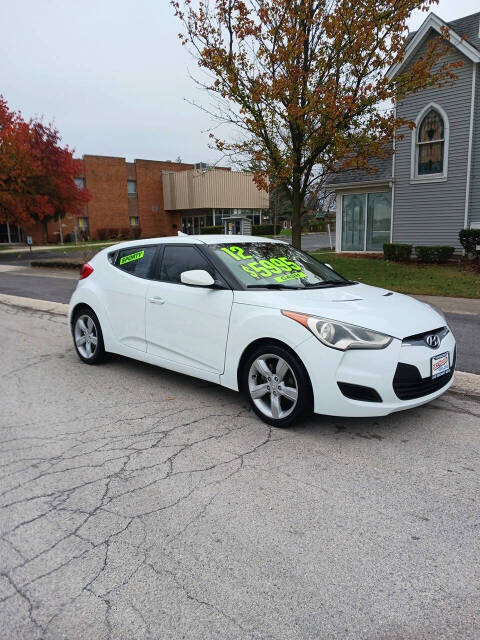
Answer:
387, 12, 480, 80
326, 179, 392, 191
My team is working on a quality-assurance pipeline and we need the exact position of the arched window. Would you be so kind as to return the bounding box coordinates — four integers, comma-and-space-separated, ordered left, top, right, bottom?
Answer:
417, 109, 445, 175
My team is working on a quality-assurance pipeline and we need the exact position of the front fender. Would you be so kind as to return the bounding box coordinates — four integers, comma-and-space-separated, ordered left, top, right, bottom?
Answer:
220, 303, 312, 390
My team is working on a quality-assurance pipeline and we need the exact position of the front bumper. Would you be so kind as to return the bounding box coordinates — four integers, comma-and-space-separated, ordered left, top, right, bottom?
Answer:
296, 330, 456, 417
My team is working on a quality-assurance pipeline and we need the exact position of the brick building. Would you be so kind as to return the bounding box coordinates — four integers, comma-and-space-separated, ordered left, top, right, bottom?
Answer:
0, 155, 269, 245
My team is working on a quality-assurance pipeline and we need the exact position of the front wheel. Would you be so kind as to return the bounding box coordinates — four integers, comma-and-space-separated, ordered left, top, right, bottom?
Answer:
242, 344, 313, 427
73, 308, 106, 364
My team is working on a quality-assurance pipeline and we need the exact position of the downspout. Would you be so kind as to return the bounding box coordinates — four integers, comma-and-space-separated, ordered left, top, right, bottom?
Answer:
464, 62, 477, 229
391, 100, 396, 243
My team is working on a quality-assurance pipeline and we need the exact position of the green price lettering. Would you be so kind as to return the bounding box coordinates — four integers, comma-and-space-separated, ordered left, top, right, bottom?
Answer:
260, 259, 282, 274
221, 246, 253, 261
274, 271, 306, 283
220, 247, 304, 280
241, 264, 261, 279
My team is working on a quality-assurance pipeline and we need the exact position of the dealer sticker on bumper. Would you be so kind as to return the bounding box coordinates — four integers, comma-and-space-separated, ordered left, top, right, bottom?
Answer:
431, 352, 450, 379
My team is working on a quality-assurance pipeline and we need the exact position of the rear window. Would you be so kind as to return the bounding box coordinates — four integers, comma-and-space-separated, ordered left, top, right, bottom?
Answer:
115, 246, 156, 278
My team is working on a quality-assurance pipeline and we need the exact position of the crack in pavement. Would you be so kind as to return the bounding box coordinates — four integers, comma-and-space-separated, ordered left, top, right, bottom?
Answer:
2, 302, 480, 640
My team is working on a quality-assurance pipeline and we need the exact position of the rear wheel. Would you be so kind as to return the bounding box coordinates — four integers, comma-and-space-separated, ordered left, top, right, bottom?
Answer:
73, 308, 106, 364
242, 344, 312, 427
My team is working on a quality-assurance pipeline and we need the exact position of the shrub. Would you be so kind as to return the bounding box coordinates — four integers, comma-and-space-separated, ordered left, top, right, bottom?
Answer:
304, 220, 335, 232
415, 245, 455, 264
130, 226, 142, 239
253, 223, 279, 235
200, 225, 223, 234
383, 243, 412, 261
105, 228, 118, 239
459, 229, 480, 256
117, 227, 130, 240
96, 228, 108, 241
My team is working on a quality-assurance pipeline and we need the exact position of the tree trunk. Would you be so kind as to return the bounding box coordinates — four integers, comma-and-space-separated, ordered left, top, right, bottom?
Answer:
291, 179, 302, 249
42, 220, 48, 244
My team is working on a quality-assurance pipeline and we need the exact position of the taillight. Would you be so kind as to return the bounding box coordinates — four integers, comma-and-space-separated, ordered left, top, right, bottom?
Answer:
79, 263, 94, 280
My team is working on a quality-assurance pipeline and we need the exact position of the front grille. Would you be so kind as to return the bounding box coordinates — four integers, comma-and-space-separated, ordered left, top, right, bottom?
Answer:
393, 349, 456, 400
338, 382, 382, 403
402, 326, 449, 348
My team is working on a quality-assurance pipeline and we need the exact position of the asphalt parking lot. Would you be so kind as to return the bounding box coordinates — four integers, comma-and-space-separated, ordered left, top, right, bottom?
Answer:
1, 302, 479, 639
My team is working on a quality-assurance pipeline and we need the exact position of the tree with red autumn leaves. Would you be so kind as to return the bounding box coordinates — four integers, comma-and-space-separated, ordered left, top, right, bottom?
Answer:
172, 0, 462, 248
0, 96, 90, 240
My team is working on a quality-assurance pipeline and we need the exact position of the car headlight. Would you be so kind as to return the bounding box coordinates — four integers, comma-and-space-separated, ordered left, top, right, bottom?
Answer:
281, 310, 393, 351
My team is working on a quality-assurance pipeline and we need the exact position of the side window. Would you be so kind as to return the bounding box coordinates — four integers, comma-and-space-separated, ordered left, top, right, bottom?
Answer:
159, 246, 213, 283
116, 246, 156, 278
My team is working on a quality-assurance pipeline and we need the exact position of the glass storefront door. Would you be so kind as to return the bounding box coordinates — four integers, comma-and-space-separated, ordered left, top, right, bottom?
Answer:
342, 192, 391, 251
342, 194, 365, 251
366, 193, 391, 250
182, 216, 201, 234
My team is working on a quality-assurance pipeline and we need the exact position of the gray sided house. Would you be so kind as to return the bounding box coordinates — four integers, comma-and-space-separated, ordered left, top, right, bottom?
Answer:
327, 11, 480, 253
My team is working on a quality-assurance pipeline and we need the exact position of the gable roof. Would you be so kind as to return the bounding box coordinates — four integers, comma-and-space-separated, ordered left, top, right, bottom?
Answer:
325, 149, 393, 189
448, 12, 480, 52
387, 12, 480, 80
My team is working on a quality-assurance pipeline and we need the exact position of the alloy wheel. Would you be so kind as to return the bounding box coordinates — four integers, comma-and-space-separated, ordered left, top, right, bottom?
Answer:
248, 353, 299, 420
74, 314, 98, 359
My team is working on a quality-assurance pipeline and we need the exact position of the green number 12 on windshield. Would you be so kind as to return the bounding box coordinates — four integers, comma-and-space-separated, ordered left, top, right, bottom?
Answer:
221, 246, 252, 261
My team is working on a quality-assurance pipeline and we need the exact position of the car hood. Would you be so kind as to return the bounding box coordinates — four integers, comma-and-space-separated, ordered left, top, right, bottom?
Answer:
233, 283, 445, 339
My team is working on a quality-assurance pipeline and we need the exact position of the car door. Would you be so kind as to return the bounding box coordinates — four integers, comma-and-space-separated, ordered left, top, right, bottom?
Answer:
102, 245, 157, 351
145, 244, 233, 373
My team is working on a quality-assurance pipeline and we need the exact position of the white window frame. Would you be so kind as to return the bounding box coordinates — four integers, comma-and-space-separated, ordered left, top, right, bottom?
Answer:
127, 180, 137, 197
335, 185, 393, 252
410, 102, 449, 184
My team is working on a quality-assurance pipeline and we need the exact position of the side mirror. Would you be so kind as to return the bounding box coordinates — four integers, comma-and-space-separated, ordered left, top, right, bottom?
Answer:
180, 269, 215, 287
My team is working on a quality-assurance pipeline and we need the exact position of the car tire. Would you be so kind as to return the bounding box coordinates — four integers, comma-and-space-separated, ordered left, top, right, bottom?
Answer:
72, 307, 106, 365
242, 344, 313, 427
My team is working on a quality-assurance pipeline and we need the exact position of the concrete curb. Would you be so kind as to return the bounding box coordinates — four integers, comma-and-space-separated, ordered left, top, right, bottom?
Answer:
0, 293, 69, 316
0, 292, 479, 398
450, 371, 480, 397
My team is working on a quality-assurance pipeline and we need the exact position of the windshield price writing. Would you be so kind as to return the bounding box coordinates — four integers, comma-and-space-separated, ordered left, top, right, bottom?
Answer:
220, 246, 305, 280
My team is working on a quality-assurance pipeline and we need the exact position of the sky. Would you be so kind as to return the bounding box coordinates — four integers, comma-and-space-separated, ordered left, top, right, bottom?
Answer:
1, 0, 479, 165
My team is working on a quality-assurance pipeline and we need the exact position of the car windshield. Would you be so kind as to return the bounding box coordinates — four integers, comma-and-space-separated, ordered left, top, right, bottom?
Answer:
211, 242, 352, 289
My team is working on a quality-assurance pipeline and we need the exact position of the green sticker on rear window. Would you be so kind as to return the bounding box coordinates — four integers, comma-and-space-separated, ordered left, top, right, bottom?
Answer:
120, 250, 144, 265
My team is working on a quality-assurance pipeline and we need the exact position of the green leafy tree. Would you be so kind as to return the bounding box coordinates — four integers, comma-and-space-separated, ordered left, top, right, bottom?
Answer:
172, 0, 460, 247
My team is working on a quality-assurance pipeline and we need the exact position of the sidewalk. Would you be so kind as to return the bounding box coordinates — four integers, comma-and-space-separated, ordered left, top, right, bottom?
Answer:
413, 294, 480, 316
0, 264, 78, 279
0, 241, 116, 254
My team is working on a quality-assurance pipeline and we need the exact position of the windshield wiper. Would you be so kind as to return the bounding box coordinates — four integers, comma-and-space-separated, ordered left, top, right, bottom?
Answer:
246, 283, 303, 290
303, 280, 355, 288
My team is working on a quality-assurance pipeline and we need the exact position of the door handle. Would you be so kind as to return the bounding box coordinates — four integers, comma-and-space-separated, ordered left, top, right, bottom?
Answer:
148, 296, 165, 305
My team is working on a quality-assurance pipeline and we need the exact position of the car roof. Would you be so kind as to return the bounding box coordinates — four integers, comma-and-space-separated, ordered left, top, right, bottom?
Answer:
196, 234, 284, 245
103, 234, 286, 252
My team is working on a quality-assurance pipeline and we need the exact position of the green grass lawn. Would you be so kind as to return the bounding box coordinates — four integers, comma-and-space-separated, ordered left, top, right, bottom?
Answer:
45, 242, 116, 253
0, 241, 116, 252
311, 252, 480, 299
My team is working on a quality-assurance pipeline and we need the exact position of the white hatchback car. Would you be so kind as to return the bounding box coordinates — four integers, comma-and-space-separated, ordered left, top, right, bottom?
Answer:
69, 235, 455, 427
